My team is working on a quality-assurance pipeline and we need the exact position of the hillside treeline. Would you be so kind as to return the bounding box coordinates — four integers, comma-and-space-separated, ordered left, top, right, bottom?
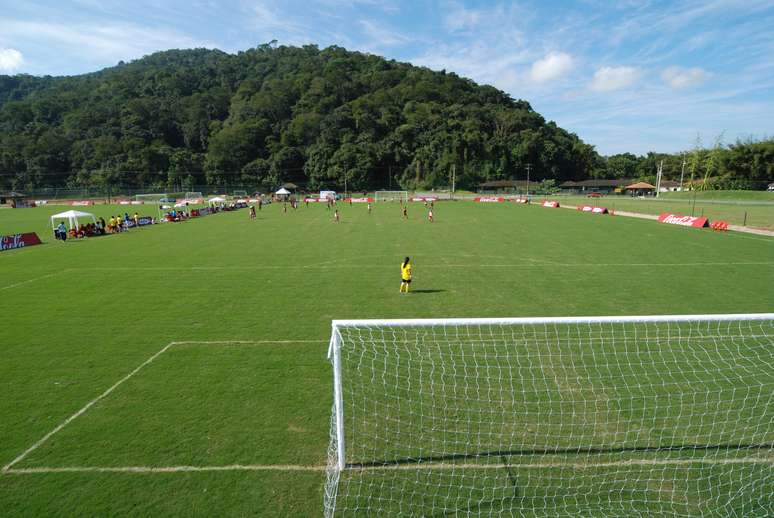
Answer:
0, 45, 597, 192
0, 44, 771, 193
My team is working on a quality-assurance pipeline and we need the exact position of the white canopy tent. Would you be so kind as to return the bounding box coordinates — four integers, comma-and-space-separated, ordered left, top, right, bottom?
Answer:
50, 210, 97, 230
275, 187, 291, 195
208, 196, 227, 203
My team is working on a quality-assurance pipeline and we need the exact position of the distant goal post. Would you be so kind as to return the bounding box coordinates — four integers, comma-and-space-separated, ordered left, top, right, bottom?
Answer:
324, 313, 774, 517
374, 191, 408, 202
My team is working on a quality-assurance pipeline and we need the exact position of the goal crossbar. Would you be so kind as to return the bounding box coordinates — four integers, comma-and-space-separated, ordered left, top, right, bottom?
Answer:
332, 313, 774, 329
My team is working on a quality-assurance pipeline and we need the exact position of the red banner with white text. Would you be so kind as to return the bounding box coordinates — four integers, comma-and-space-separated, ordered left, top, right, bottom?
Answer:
344, 197, 374, 203
542, 200, 559, 208
474, 197, 505, 203
1, 232, 42, 252
658, 213, 709, 228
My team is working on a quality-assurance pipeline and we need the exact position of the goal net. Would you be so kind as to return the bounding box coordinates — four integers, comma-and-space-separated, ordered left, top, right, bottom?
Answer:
184, 191, 204, 202
324, 314, 774, 517
375, 191, 408, 202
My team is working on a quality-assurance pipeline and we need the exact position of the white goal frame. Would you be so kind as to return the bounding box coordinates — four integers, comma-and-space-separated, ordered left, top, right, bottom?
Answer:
374, 190, 408, 202
326, 312, 774, 473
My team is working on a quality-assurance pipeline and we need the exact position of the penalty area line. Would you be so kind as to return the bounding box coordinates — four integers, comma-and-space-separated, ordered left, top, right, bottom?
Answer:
1, 337, 327, 474
1, 341, 177, 473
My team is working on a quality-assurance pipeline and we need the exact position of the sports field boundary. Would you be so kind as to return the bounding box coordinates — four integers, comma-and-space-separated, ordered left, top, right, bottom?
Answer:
559, 203, 774, 237
5, 455, 774, 476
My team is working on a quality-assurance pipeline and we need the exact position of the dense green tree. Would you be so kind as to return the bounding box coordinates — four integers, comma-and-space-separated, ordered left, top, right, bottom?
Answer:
1, 45, 770, 192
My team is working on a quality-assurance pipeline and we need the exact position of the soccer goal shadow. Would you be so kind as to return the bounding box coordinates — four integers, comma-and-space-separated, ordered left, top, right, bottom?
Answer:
433, 455, 521, 517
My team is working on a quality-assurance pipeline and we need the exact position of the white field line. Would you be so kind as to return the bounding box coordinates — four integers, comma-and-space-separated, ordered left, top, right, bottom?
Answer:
5, 456, 774, 476
1, 338, 326, 474
1, 341, 177, 473
0, 271, 65, 291
173, 340, 328, 345
67, 261, 774, 272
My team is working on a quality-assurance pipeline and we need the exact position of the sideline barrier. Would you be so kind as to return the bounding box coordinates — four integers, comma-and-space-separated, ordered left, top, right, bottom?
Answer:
511, 198, 529, 204
658, 213, 710, 228
578, 205, 609, 214
125, 217, 156, 228
542, 200, 560, 208
304, 197, 329, 203
711, 221, 729, 231
474, 197, 505, 203
411, 196, 438, 202
1, 232, 42, 252
70, 200, 94, 206
344, 197, 375, 203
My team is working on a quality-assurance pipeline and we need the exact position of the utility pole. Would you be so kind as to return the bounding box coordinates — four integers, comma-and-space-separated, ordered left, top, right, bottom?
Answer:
679, 154, 686, 192
655, 160, 663, 198
451, 163, 456, 199
388, 165, 392, 190
525, 163, 532, 201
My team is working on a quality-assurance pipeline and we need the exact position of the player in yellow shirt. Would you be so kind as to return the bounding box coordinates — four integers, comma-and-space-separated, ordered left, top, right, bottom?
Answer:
400, 257, 412, 293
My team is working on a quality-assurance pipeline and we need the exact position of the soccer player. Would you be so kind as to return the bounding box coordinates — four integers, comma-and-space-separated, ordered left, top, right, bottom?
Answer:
400, 257, 412, 293
367, 202, 372, 214
133, 212, 139, 227
402, 206, 408, 220
428, 208, 434, 223
334, 209, 340, 223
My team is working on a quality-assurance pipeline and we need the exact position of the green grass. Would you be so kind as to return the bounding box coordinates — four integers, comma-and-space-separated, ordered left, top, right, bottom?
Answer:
555, 195, 774, 229
1, 200, 772, 516
660, 190, 774, 201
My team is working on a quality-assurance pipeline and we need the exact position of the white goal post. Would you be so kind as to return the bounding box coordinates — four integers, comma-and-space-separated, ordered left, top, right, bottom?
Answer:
324, 313, 774, 517
374, 190, 408, 202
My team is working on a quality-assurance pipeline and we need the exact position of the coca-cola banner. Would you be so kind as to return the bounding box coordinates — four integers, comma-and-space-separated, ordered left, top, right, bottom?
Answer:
658, 213, 709, 228
0, 232, 42, 252
511, 198, 529, 204
578, 205, 609, 214
411, 196, 438, 202
304, 197, 328, 203
344, 197, 375, 203
70, 200, 94, 206
474, 197, 505, 203
542, 200, 560, 208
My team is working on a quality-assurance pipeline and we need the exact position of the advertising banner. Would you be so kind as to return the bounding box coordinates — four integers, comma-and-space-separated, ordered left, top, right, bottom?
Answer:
1, 232, 42, 252
658, 213, 709, 228
70, 200, 94, 206
345, 197, 375, 203
125, 217, 155, 228
542, 200, 560, 208
474, 197, 505, 203
578, 205, 609, 214
411, 196, 438, 202
511, 198, 529, 204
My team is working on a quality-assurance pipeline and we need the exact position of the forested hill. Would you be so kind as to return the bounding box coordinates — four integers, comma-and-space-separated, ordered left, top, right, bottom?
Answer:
1, 44, 600, 192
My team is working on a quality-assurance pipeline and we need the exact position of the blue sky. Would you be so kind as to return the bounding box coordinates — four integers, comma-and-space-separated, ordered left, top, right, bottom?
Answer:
0, 0, 772, 155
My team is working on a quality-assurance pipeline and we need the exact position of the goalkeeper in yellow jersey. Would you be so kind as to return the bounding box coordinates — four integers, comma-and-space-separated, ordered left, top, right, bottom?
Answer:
400, 257, 412, 293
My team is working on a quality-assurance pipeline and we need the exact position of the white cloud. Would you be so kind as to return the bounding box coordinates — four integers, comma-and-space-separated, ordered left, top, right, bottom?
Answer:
0, 48, 23, 73
589, 66, 640, 92
661, 66, 711, 89
358, 19, 411, 48
443, 5, 483, 32
0, 20, 213, 74
529, 52, 573, 83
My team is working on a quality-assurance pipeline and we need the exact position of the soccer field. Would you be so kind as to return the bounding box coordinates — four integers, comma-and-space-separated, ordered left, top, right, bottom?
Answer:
1, 201, 773, 516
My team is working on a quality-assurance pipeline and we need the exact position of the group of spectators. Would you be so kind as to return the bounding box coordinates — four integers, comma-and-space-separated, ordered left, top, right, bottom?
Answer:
54, 212, 147, 241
